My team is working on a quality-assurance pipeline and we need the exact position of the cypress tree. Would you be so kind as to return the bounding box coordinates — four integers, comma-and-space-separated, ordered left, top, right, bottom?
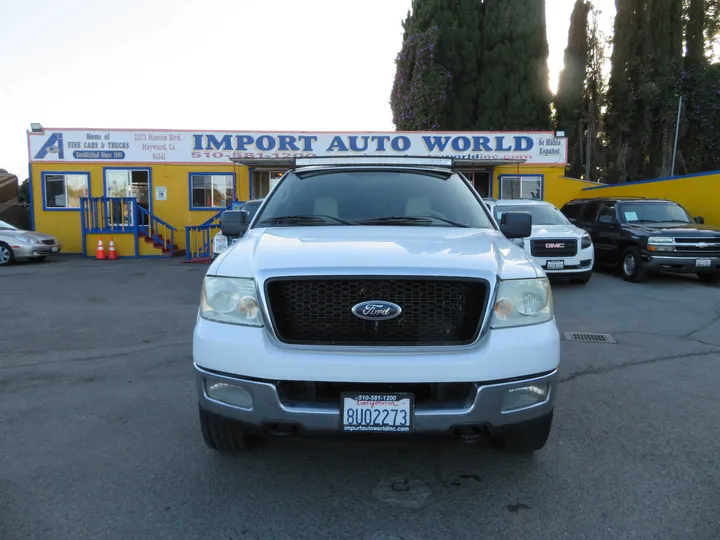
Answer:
474, 0, 552, 130
554, 0, 591, 178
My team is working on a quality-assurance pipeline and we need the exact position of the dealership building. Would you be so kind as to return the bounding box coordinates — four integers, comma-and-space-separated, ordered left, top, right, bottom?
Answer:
26, 127, 575, 260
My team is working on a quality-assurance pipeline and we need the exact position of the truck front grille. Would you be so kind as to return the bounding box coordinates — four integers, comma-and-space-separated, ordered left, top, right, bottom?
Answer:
265, 277, 489, 346
530, 238, 578, 257
673, 237, 720, 255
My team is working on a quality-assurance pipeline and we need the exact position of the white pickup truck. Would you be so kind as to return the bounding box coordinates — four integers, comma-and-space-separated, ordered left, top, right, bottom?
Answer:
193, 157, 560, 453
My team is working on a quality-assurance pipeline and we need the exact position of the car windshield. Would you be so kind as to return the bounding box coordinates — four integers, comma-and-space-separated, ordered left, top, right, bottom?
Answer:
0, 219, 17, 230
254, 169, 494, 228
494, 204, 569, 225
619, 202, 693, 223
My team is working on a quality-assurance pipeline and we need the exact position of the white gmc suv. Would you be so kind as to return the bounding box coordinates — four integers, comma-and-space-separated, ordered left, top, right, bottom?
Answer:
486, 199, 595, 284
193, 157, 560, 454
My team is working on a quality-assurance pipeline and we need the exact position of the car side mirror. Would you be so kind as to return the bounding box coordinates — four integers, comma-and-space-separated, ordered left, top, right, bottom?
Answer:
598, 215, 615, 225
221, 210, 249, 237
499, 211, 532, 239
694, 216, 705, 224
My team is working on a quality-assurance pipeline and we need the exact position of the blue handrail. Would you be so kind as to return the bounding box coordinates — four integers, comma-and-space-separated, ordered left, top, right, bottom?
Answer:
136, 205, 177, 252
80, 197, 137, 233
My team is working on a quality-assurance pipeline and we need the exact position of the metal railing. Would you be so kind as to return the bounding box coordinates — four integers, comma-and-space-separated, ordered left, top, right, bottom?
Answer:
136, 205, 177, 252
185, 208, 226, 260
81, 197, 137, 233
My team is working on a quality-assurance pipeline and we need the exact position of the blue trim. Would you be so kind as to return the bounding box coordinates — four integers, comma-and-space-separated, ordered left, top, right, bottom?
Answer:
498, 174, 545, 200
581, 169, 720, 191
102, 167, 153, 214
27, 162, 35, 230
41, 171, 91, 211
188, 172, 236, 210
248, 167, 254, 199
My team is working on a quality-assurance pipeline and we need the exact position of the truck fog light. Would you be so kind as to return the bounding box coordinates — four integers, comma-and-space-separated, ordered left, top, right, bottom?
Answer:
205, 381, 253, 409
501, 383, 550, 412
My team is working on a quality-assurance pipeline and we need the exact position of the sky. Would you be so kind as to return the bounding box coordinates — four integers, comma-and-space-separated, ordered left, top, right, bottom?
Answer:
0, 0, 616, 180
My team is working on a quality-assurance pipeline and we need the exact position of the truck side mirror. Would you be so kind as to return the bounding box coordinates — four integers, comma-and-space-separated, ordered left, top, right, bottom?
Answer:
598, 215, 615, 225
500, 211, 532, 239
694, 216, 705, 224
221, 210, 249, 237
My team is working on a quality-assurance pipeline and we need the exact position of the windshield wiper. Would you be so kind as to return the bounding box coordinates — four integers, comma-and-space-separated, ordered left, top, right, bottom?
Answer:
359, 216, 469, 227
258, 215, 357, 225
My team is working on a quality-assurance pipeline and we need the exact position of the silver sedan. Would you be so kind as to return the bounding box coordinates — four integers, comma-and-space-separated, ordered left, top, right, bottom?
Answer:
0, 219, 62, 266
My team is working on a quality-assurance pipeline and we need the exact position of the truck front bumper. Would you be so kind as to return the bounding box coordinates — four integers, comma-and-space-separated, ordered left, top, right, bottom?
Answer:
195, 364, 558, 436
643, 253, 720, 273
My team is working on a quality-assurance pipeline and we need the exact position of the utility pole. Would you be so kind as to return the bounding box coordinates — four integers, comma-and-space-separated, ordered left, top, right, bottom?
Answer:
671, 95, 683, 177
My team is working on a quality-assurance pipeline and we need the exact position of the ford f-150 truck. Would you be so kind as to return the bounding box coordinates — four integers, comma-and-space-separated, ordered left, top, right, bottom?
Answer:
193, 157, 560, 453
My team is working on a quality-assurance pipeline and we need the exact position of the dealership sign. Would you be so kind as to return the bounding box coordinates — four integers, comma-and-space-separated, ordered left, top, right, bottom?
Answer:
29, 129, 567, 165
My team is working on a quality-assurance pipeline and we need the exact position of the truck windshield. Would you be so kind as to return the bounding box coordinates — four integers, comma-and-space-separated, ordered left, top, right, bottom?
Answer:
254, 169, 494, 229
619, 202, 693, 224
494, 204, 569, 226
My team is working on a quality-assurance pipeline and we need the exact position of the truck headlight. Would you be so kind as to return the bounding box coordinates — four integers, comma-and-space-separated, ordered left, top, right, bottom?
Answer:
200, 277, 264, 327
581, 234, 592, 249
647, 236, 674, 252
490, 278, 553, 329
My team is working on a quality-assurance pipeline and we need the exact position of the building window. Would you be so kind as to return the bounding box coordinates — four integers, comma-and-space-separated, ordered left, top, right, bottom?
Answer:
44, 173, 90, 209
252, 170, 285, 198
500, 175, 542, 200
190, 173, 234, 209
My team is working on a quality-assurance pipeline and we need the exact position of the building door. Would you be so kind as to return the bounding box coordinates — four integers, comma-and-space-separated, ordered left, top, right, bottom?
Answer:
459, 170, 491, 198
105, 169, 150, 226
252, 170, 285, 198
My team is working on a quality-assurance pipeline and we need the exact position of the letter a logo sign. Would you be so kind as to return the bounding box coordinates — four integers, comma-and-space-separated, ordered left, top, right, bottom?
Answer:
34, 133, 64, 160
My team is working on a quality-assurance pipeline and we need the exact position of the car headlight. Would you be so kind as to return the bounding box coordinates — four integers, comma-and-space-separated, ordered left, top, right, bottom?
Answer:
647, 236, 674, 252
18, 237, 41, 244
200, 277, 264, 327
490, 278, 553, 329
213, 233, 228, 253
581, 234, 592, 249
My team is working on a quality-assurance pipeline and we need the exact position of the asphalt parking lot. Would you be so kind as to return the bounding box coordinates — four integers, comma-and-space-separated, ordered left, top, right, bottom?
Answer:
2, 256, 719, 540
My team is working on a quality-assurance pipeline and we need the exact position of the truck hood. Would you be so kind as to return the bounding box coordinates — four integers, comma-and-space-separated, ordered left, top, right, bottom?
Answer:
530, 224, 585, 238
213, 226, 541, 280
627, 223, 720, 236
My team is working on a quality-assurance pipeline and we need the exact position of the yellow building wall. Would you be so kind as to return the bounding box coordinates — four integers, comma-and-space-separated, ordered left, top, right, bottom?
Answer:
576, 171, 720, 226
31, 162, 251, 253
85, 233, 136, 258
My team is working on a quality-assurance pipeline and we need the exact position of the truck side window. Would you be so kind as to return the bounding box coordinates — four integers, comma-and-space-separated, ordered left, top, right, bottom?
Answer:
596, 203, 616, 224
562, 203, 583, 222
580, 202, 602, 223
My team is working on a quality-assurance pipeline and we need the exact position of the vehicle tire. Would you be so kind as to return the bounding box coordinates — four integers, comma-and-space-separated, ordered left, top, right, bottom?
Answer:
28, 256, 47, 262
569, 272, 592, 285
697, 273, 720, 284
490, 410, 553, 453
199, 406, 251, 451
0, 243, 15, 266
620, 248, 647, 282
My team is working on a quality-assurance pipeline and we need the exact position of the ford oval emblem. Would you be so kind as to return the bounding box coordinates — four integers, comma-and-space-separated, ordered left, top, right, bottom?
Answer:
351, 300, 402, 321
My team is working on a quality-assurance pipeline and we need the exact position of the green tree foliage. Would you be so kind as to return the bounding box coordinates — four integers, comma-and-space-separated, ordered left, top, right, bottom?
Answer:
391, 0, 551, 131
554, 0, 591, 178
475, 0, 551, 130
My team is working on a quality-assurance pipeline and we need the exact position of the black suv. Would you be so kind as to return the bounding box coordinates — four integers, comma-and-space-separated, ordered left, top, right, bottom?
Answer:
560, 197, 720, 283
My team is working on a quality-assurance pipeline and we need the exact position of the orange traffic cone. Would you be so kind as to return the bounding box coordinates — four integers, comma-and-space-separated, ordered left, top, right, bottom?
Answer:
95, 239, 106, 260
108, 238, 118, 260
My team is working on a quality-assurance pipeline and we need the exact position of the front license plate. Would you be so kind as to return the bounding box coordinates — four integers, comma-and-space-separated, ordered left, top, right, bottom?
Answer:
341, 393, 413, 433
696, 258, 712, 267
51, 247, 59, 253
547, 260, 565, 270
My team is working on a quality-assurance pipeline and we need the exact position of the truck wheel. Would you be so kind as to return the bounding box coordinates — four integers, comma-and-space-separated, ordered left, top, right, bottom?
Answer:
697, 273, 720, 284
490, 411, 553, 453
620, 248, 647, 282
199, 406, 251, 451
0, 243, 15, 266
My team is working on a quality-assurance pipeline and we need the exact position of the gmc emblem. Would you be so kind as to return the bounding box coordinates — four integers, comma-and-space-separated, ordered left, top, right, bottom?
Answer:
546, 243, 565, 248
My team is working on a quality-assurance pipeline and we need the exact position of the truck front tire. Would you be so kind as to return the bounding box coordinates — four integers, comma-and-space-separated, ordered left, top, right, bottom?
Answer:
490, 410, 553, 453
199, 406, 251, 451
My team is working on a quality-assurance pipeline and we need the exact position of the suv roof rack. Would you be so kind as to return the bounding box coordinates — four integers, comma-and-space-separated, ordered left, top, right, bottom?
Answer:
293, 156, 455, 169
